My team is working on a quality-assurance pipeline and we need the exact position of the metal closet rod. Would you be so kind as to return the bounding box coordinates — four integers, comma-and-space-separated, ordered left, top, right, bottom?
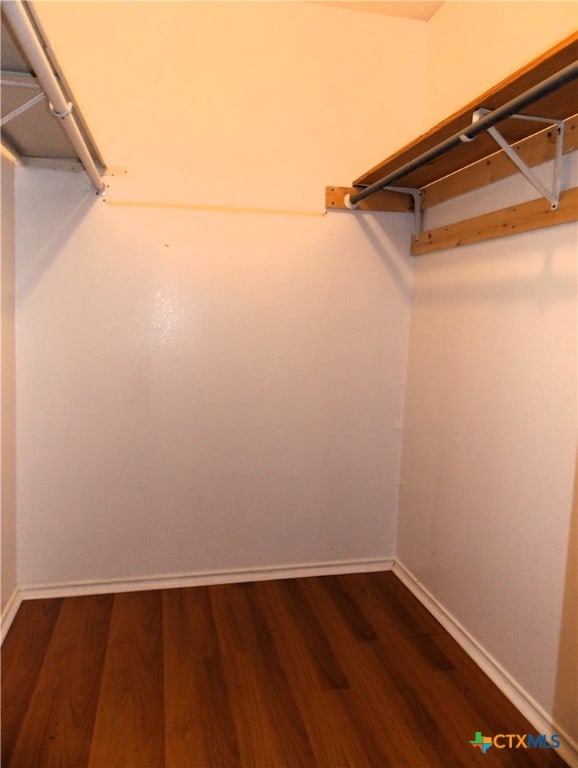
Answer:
3, 0, 105, 194
349, 60, 578, 207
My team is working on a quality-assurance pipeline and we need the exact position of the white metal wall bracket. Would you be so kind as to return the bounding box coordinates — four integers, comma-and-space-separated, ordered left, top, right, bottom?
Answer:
345, 185, 422, 232
0, 73, 46, 128
1, 72, 41, 89
384, 186, 423, 234
474, 108, 564, 210
0, 91, 46, 127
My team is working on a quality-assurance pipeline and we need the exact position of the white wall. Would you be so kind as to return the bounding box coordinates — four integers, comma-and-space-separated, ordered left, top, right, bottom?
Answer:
33, 1, 427, 210
1, 152, 18, 616
15, 3, 425, 588
399, 0, 578, 748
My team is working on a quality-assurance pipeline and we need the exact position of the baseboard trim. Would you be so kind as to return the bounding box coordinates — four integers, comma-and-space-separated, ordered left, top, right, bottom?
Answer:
393, 560, 578, 768
1, 588, 22, 644
20, 557, 394, 601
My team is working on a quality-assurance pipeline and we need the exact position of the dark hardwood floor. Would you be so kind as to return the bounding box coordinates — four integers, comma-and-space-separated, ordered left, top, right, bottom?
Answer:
1, 572, 570, 767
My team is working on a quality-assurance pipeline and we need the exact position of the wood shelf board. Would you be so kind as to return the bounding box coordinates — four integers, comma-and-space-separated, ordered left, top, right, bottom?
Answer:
411, 186, 578, 256
353, 32, 578, 190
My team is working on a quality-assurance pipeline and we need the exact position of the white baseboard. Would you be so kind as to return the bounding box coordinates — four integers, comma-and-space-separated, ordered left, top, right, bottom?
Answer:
20, 556, 394, 601
1, 588, 22, 644
393, 560, 578, 768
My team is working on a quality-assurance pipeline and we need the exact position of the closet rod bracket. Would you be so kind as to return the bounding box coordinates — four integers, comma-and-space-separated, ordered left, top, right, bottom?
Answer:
346, 186, 423, 231
474, 108, 564, 210
383, 186, 423, 233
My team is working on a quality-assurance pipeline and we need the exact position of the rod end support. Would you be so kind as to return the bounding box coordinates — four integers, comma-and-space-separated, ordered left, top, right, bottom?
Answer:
344, 193, 359, 210
49, 100, 73, 119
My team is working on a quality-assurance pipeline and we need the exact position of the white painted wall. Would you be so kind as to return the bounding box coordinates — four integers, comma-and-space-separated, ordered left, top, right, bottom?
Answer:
15, 3, 424, 588
1, 152, 17, 615
400, 0, 578, 747
33, 1, 427, 211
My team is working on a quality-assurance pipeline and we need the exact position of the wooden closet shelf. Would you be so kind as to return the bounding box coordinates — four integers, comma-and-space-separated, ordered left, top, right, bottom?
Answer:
353, 32, 578, 191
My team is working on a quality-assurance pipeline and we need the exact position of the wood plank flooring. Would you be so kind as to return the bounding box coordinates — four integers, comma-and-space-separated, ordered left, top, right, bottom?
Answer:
1, 572, 570, 767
